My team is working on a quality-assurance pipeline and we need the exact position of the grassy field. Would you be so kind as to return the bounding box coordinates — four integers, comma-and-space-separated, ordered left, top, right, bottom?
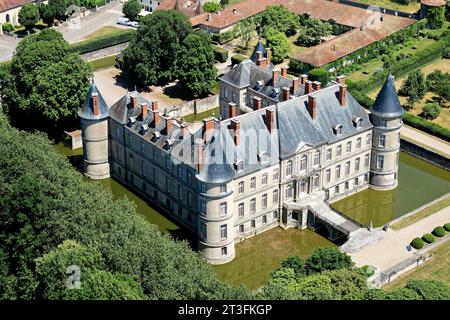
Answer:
347, 59, 384, 82
353, 0, 421, 13
82, 26, 126, 41
368, 58, 450, 130
89, 55, 117, 70
384, 240, 450, 289
391, 195, 450, 230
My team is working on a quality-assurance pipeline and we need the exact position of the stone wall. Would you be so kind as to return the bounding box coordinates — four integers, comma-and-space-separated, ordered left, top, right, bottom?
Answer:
166, 95, 219, 118
400, 138, 450, 171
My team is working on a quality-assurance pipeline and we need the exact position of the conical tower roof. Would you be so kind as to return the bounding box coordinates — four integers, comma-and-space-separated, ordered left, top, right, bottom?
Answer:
250, 37, 275, 70
371, 74, 404, 118
78, 83, 109, 120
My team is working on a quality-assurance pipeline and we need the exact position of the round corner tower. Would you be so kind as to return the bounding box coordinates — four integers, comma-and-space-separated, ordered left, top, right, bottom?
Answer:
369, 74, 404, 190
79, 83, 110, 180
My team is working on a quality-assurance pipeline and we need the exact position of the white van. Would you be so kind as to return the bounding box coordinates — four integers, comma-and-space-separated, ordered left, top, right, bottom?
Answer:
116, 17, 130, 26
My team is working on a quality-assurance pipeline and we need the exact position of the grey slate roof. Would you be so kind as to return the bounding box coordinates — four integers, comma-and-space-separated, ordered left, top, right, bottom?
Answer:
371, 74, 404, 118
78, 83, 109, 120
250, 37, 274, 70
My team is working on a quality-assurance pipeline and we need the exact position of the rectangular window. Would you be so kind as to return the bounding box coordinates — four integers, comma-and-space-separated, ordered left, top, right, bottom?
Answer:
335, 165, 341, 179
379, 134, 386, 148
153, 168, 158, 185
220, 185, 227, 193
313, 175, 319, 188
345, 181, 349, 190
273, 169, 279, 181
200, 183, 207, 193
376, 155, 384, 169
238, 181, 244, 194
346, 141, 352, 154
251, 220, 256, 229
166, 176, 171, 193
178, 185, 183, 200
273, 210, 278, 219
336, 145, 342, 158
273, 189, 279, 204
262, 194, 268, 209
187, 193, 193, 207
355, 158, 360, 172
286, 161, 293, 177
165, 156, 171, 169
335, 185, 339, 194
200, 223, 207, 240
177, 165, 182, 178
250, 198, 256, 213
152, 148, 157, 162
262, 173, 268, 186
262, 215, 267, 224
141, 141, 145, 154
238, 203, 244, 217
325, 169, 331, 183
219, 202, 227, 216
365, 154, 370, 168
250, 177, 256, 190
200, 200, 206, 214
220, 224, 227, 239
285, 183, 293, 199
354, 177, 359, 186
221, 247, 227, 256
366, 134, 372, 146
345, 161, 351, 175
381, 120, 387, 127
314, 151, 320, 166
141, 160, 146, 176
356, 137, 361, 150
239, 224, 244, 233
326, 149, 332, 161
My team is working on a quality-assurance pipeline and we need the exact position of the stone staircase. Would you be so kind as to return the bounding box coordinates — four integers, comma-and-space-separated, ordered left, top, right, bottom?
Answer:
340, 227, 385, 253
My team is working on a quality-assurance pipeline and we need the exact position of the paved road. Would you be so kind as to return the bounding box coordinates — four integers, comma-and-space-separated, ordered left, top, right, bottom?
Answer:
0, 36, 20, 62
401, 125, 450, 158
349, 206, 450, 271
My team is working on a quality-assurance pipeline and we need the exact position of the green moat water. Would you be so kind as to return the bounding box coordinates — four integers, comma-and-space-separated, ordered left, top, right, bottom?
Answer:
55, 143, 450, 289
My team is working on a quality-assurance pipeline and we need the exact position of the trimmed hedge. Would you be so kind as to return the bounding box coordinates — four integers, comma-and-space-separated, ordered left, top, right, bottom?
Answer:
422, 233, 435, 244
308, 68, 328, 86
432, 226, 446, 237
211, 31, 235, 45
213, 46, 228, 63
411, 237, 424, 249
71, 30, 135, 54
231, 54, 248, 66
443, 223, 450, 232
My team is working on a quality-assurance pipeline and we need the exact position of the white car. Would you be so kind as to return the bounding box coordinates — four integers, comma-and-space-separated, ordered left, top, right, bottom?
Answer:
127, 21, 139, 28
116, 17, 130, 26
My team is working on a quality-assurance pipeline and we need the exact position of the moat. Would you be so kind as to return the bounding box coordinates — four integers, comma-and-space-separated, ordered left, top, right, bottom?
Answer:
55, 144, 450, 289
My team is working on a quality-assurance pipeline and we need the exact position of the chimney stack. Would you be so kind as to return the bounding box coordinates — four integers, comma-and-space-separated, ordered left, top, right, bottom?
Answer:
336, 75, 346, 86
131, 94, 138, 108
151, 100, 158, 111
282, 87, 290, 101
266, 107, 275, 133
281, 67, 288, 77
305, 80, 313, 94
141, 103, 148, 121
256, 51, 263, 61
292, 77, 299, 94
92, 93, 99, 116
339, 84, 347, 107
165, 117, 173, 133
228, 102, 237, 118
272, 71, 278, 85
230, 119, 240, 146
307, 95, 317, 120
300, 74, 308, 86
203, 118, 215, 142
266, 48, 272, 64
152, 110, 160, 127
312, 81, 321, 92
195, 138, 204, 173
253, 96, 262, 110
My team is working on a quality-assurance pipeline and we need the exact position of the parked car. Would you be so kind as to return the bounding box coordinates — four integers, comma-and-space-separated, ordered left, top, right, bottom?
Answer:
127, 21, 139, 28
116, 17, 130, 26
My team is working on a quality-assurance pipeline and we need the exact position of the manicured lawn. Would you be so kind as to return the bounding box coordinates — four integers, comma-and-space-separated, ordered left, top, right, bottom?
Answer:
183, 107, 220, 123
82, 26, 126, 41
368, 58, 450, 130
391, 195, 450, 231
353, 0, 420, 13
347, 59, 384, 82
384, 240, 450, 289
89, 55, 117, 70
287, 35, 308, 57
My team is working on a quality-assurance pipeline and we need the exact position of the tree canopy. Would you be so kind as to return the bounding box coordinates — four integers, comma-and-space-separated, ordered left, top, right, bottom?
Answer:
399, 70, 426, 107
121, 10, 192, 87
177, 31, 217, 97
296, 18, 332, 47
203, 1, 222, 13
259, 5, 300, 36
18, 4, 40, 30
122, 0, 141, 20
265, 28, 289, 64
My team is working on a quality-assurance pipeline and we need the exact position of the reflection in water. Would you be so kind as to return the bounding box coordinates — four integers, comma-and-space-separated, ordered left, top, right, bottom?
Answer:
332, 152, 450, 227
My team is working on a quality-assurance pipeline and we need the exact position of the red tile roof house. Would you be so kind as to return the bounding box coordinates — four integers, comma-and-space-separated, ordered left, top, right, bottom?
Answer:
0, 0, 45, 26
187, 0, 416, 69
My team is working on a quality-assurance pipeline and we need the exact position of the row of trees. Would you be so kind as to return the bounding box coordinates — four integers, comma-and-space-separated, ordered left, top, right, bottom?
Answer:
120, 10, 217, 97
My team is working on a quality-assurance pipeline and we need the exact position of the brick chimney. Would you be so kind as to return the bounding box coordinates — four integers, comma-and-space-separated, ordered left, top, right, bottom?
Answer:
292, 77, 299, 94
203, 118, 215, 142
152, 110, 160, 127
151, 100, 158, 111
300, 74, 308, 86
272, 71, 278, 85
307, 95, 317, 120
282, 87, 290, 101
281, 67, 288, 77
312, 81, 321, 92
228, 102, 237, 118
253, 96, 262, 110
165, 117, 173, 133
305, 80, 313, 94
267, 48, 272, 64
339, 84, 347, 107
92, 93, 99, 116
336, 75, 346, 86
230, 119, 240, 146
257, 57, 268, 69
266, 107, 275, 133
141, 103, 148, 121
195, 138, 204, 173
131, 94, 138, 108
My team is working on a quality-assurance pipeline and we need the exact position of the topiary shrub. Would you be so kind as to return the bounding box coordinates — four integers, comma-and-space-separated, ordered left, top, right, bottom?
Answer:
432, 226, 446, 237
422, 233, 435, 244
411, 237, 424, 249
231, 54, 248, 66
444, 223, 450, 232
421, 103, 441, 120
308, 68, 328, 85
2, 22, 14, 33
213, 46, 228, 63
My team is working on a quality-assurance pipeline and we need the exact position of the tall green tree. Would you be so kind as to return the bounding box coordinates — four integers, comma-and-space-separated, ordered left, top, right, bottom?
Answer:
400, 70, 426, 107
122, 0, 141, 20
18, 4, 40, 30
177, 31, 217, 97
265, 27, 289, 64
3, 29, 92, 131
259, 5, 300, 36
121, 10, 192, 87
426, 6, 445, 29
305, 247, 354, 275
203, 1, 222, 13
296, 18, 332, 47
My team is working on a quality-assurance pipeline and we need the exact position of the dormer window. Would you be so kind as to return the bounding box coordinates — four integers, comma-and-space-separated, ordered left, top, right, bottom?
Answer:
254, 80, 264, 91
234, 160, 244, 172
333, 124, 343, 135
164, 139, 173, 150
140, 124, 149, 135
127, 116, 136, 127
352, 117, 362, 129
271, 88, 280, 98
152, 131, 161, 141
257, 151, 269, 164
